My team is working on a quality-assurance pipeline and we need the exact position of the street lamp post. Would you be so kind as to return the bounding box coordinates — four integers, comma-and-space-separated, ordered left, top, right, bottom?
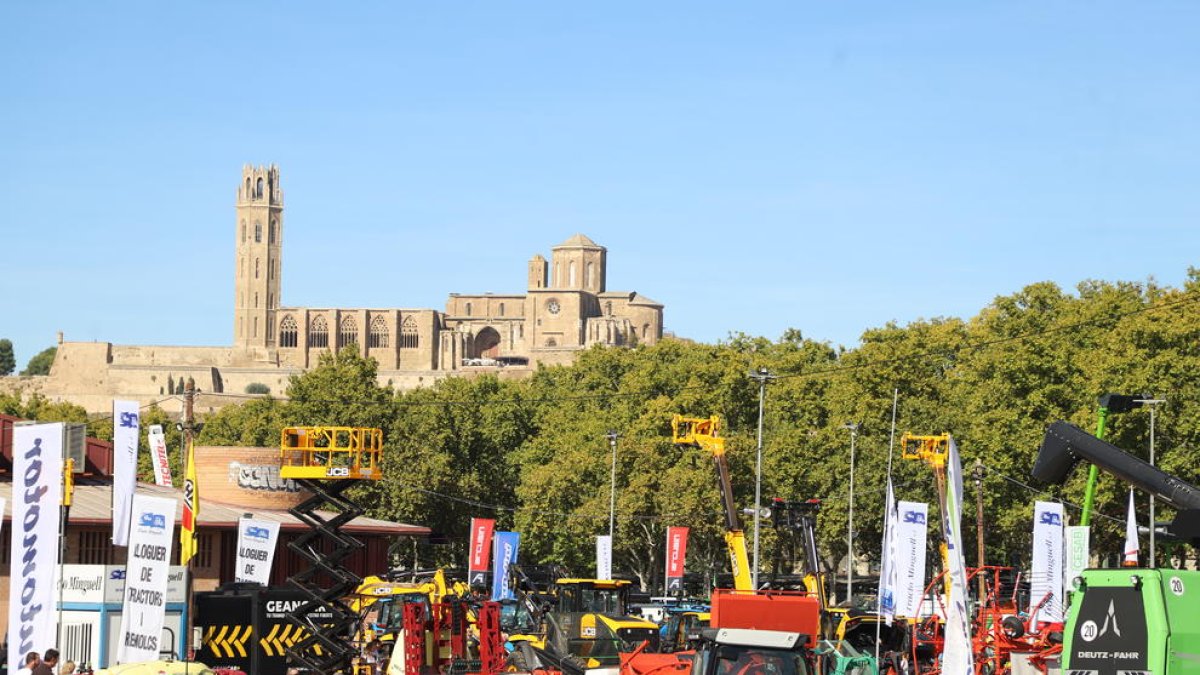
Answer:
748, 368, 776, 588
843, 423, 859, 605
1135, 398, 1166, 564
606, 430, 619, 541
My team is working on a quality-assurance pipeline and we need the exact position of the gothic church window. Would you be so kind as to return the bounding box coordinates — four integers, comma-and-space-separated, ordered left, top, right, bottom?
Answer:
465, 302, 472, 316
310, 315, 329, 348
339, 315, 358, 347
587, 262, 594, 288
605, 301, 612, 316
241, 220, 246, 242
245, 177, 251, 197
498, 303, 504, 317
569, 262, 577, 287
279, 315, 298, 348
369, 315, 389, 348
256, 177, 264, 198
255, 258, 260, 279
400, 316, 419, 349
269, 220, 276, 244
255, 221, 262, 243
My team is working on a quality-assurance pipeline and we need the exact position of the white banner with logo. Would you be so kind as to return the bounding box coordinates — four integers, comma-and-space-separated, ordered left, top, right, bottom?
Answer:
1064, 525, 1089, 590
147, 424, 173, 487
112, 400, 140, 546
8, 423, 64, 675
940, 437, 974, 675
116, 494, 178, 664
596, 535, 613, 580
235, 517, 281, 584
1030, 501, 1065, 624
894, 501, 928, 618
878, 479, 898, 625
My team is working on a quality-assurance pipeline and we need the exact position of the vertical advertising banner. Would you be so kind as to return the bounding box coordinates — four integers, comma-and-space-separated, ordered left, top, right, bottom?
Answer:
664, 527, 689, 593
894, 501, 929, 619
468, 518, 496, 588
491, 532, 520, 601
117, 494, 178, 664
596, 535, 613, 581
234, 517, 281, 585
878, 480, 898, 625
8, 423, 63, 675
940, 437, 974, 675
1064, 525, 1090, 590
1030, 501, 1065, 624
112, 400, 140, 546
147, 424, 174, 487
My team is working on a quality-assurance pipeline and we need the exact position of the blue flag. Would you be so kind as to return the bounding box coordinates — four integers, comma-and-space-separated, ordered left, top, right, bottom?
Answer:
492, 531, 521, 600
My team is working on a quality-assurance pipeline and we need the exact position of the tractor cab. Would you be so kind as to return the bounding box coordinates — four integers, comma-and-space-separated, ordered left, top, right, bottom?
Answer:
556, 578, 631, 615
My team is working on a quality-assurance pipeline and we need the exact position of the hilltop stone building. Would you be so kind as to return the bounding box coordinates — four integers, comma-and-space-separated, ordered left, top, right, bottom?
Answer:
16, 165, 664, 414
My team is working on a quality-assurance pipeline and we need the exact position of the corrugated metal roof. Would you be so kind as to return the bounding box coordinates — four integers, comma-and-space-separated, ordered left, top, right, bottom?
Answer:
0, 479, 429, 536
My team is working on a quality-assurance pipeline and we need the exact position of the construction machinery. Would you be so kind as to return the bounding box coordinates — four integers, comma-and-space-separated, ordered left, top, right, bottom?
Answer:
671, 415, 754, 592
660, 608, 711, 653
767, 499, 906, 674
348, 569, 470, 647
278, 425, 385, 674
622, 589, 822, 675
507, 574, 662, 669
1033, 421, 1200, 674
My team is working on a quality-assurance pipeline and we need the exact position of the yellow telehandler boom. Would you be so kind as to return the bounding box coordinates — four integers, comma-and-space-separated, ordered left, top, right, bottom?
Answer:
671, 415, 753, 591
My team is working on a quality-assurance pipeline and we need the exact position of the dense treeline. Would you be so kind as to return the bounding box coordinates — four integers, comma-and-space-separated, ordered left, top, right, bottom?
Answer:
7, 273, 1200, 589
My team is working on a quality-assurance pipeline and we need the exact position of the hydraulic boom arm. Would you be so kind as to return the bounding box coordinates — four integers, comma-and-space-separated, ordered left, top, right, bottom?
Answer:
672, 415, 753, 591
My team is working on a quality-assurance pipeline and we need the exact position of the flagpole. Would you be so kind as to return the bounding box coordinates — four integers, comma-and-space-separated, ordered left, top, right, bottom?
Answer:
875, 389, 899, 670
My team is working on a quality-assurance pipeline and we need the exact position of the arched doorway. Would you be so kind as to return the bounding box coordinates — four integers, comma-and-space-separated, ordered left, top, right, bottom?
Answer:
473, 327, 502, 358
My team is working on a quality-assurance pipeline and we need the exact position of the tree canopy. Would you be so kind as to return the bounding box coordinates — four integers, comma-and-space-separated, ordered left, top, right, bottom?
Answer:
21, 346, 57, 376
0, 339, 14, 376
177, 272, 1200, 585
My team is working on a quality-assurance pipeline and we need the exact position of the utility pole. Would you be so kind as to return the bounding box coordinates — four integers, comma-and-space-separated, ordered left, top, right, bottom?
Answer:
748, 367, 776, 588
842, 423, 859, 605
183, 376, 195, 666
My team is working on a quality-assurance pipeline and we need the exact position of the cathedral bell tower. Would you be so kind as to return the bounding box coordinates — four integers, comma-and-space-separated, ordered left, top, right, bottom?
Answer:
234, 164, 283, 348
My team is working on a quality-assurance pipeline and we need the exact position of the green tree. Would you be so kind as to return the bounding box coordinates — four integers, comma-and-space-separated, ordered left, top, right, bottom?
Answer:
0, 339, 15, 375
245, 382, 271, 395
21, 346, 56, 376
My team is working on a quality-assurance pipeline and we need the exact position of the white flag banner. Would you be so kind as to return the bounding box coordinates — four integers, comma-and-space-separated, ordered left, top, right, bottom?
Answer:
117, 494, 178, 664
894, 501, 928, 619
596, 535, 613, 580
1030, 501, 1065, 624
878, 479, 899, 625
235, 517, 281, 585
940, 437, 974, 675
1064, 525, 1090, 589
113, 400, 141, 546
1124, 489, 1139, 565
147, 424, 173, 488
8, 423, 63, 675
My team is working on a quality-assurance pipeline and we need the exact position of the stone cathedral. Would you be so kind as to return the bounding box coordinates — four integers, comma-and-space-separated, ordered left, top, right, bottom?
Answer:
20, 165, 664, 414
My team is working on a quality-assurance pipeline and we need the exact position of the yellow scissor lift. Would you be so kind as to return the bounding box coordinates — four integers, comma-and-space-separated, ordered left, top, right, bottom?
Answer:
279, 426, 384, 674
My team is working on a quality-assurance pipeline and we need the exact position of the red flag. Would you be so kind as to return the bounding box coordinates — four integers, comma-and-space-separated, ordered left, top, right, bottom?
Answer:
468, 518, 495, 587
665, 527, 689, 593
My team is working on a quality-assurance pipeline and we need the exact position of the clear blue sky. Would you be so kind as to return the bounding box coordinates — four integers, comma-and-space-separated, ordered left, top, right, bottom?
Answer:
2, 2, 1198, 368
